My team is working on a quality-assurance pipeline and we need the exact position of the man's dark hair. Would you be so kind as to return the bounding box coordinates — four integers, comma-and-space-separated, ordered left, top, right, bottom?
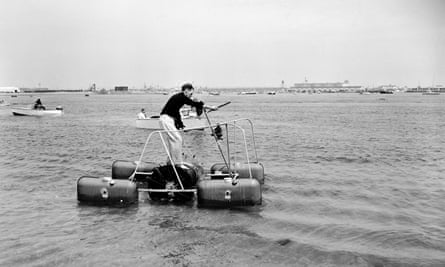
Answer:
181, 83, 194, 91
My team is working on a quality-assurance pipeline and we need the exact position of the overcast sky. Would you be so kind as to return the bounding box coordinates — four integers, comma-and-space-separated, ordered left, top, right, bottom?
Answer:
1, 0, 444, 89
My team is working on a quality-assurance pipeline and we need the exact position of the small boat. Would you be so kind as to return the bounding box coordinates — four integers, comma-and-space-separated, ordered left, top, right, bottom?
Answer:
12, 106, 64, 117
136, 107, 207, 131
239, 91, 257, 95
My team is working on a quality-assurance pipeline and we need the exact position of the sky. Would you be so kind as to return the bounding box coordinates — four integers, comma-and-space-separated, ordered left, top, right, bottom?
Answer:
0, 0, 444, 89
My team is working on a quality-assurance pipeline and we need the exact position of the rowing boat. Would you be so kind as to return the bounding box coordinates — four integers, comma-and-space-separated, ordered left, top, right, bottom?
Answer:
12, 107, 64, 117
136, 106, 207, 130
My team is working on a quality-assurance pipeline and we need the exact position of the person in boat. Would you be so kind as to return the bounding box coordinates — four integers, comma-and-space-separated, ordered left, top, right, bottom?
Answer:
159, 83, 217, 165
137, 108, 146, 119
33, 98, 46, 110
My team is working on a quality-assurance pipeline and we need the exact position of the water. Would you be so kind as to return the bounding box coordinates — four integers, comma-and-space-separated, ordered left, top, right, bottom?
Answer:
0, 92, 444, 266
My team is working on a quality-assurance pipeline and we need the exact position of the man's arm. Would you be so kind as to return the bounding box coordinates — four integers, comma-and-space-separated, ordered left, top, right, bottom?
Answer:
204, 104, 217, 111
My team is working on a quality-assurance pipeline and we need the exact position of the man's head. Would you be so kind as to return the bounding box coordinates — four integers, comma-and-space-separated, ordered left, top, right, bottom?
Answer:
181, 83, 194, 98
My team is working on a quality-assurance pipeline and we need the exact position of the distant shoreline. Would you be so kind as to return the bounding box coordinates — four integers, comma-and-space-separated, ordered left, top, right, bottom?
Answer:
0, 90, 441, 97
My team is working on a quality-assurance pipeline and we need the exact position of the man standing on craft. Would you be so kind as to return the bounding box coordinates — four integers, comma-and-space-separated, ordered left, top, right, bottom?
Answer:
159, 83, 217, 165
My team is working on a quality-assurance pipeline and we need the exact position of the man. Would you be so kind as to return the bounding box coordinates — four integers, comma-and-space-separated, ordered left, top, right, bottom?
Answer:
159, 83, 216, 164
33, 98, 45, 110
137, 108, 146, 119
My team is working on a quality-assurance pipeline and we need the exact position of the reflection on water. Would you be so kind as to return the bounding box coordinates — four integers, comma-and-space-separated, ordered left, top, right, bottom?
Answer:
0, 93, 444, 266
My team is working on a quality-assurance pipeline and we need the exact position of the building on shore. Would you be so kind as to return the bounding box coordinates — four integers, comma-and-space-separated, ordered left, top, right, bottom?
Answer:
114, 86, 128, 92
20, 87, 50, 93
20, 87, 82, 93
288, 80, 362, 93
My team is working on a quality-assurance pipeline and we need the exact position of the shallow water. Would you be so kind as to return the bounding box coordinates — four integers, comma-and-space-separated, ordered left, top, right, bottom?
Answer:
0, 92, 444, 266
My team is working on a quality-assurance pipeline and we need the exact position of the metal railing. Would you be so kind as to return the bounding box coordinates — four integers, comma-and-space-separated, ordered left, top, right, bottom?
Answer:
131, 117, 258, 193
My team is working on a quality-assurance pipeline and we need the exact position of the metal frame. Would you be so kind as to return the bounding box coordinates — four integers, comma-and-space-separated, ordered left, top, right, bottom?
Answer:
131, 118, 258, 194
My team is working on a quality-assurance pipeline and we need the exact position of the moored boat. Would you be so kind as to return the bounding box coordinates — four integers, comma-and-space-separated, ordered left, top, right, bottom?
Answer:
12, 106, 64, 117
239, 91, 257, 95
136, 106, 207, 130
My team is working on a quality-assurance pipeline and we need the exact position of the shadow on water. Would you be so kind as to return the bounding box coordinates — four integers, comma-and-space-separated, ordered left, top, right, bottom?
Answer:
76, 202, 140, 217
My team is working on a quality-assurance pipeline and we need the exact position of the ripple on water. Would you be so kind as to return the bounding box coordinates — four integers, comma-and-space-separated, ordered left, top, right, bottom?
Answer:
1, 94, 444, 266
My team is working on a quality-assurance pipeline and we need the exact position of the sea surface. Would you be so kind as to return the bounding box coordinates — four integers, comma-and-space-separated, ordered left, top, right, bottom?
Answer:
0, 92, 444, 266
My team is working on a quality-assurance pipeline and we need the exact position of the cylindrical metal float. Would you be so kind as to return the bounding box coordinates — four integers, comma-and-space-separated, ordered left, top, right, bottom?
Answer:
77, 176, 138, 204
210, 162, 264, 184
197, 178, 262, 207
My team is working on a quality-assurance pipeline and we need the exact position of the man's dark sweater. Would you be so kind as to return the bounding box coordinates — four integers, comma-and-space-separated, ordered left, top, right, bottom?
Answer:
160, 92, 204, 129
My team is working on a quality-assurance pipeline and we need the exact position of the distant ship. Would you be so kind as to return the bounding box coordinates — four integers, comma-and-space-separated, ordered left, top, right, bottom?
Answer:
289, 80, 362, 93
239, 91, 257, 95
